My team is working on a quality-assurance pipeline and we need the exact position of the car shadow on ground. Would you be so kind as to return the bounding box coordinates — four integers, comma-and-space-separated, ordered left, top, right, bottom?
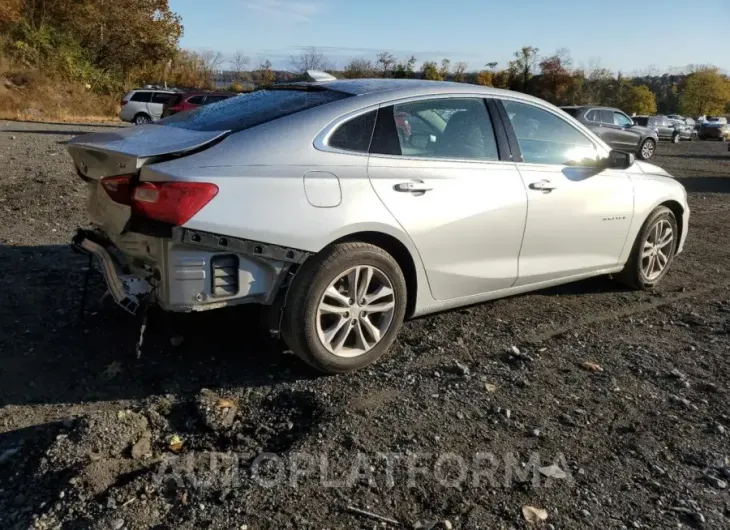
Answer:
675, 176, 730, 193
0, 243, 324, 409
0, 244, 638, 408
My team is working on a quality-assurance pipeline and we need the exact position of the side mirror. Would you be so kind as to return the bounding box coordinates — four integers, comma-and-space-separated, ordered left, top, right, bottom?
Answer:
606, 150, 635, 169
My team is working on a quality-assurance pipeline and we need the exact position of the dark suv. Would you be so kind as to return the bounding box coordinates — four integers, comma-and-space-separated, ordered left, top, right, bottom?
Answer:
561, 106, 659, 160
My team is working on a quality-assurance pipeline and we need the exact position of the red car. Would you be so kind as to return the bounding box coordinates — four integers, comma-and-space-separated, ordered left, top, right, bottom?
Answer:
161, 91, 236, 118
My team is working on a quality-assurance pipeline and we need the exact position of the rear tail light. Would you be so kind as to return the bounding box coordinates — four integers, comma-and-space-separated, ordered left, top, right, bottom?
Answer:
101, 175, 133, 205
132, 182, 218, 225
100, 176, 218, 226
120, 99, 128, 106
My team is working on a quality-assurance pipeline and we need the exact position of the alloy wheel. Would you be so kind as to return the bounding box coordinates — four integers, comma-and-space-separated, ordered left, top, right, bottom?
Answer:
641, 219, 674, 281
641, 140, 655, 159
316, 265, 396, 358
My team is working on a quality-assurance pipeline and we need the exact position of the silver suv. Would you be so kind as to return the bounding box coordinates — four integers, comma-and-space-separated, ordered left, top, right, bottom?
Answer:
119, 89, 176, 124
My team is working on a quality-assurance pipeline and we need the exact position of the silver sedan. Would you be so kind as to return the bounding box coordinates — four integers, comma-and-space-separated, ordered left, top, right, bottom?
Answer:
67, 75, 689, 373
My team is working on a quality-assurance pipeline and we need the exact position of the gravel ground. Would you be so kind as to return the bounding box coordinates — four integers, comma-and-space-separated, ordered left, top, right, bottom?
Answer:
0, 120, 729, 530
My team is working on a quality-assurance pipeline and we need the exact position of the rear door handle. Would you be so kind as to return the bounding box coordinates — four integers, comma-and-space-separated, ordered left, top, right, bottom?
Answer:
529, 180, 557, 192
394, 180, 433, 193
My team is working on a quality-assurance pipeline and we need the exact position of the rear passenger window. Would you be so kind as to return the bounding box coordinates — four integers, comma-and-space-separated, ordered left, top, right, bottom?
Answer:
585, 110, 599, 122
598, 110, 613, 124
502, 100, 596, 166
151, 92, 173, 104
328, 110, 377, 153
130, 92, 152, 103
187, 95, 205, 104
371, 98, 499, 161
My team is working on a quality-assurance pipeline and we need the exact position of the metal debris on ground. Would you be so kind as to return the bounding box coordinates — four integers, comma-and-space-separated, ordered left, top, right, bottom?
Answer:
345, 505, 400, 526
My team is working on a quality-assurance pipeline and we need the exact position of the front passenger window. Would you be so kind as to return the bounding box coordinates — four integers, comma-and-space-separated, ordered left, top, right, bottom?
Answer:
502, 100, 597, 166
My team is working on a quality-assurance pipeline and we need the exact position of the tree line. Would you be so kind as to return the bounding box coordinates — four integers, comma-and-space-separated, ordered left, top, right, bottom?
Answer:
1, 1, 728, 117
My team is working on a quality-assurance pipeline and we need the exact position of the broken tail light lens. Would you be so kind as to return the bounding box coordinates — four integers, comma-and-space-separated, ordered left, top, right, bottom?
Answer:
100, 175, 133, 205
131, 182, 219, 226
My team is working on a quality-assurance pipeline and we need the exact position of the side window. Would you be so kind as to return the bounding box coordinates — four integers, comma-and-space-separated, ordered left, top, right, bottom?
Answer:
614, 112, 633, 127
151, 92, 173, 104
372, 98, 499, 160
130, 91, 152, 103
585, 109, 599, 122
502, 100, 596, 166
598, 110, 614, 124
187, 95, 205, 105
328, 110, 377, 153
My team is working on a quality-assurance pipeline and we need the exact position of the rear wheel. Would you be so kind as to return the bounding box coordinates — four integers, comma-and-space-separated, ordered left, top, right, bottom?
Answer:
281, 242, 407, 374
638, 138, 656, 160
616, 206, 678, 290
133, 113, 151, 125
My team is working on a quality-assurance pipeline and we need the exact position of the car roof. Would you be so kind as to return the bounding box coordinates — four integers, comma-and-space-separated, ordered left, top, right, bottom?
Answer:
287, 78, 548, 104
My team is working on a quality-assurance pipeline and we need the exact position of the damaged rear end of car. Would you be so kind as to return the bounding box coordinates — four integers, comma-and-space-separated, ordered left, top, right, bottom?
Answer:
67, 123, 308, 316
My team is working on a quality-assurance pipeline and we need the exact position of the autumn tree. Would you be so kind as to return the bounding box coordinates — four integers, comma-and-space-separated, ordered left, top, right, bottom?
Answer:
508, 46, 539, 92
343, 58, 374, 78
475, 70, 493, 86
679, 69, 730, 116
255, 59, 276, 87
421, 61, 442, 81
537, 49, 572, 104
452, 61, 467, 82
439, 58, 451, 79
619, 84, 657, 114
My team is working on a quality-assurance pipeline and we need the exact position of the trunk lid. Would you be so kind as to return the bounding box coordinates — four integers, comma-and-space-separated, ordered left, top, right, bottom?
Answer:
67, 124, 229, 235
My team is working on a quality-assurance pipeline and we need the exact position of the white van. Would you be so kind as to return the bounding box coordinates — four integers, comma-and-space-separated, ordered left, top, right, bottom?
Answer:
119, 89, 176, 124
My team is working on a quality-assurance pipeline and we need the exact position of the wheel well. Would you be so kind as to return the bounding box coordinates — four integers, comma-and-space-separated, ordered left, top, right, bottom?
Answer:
334, 231, 418, 318
134, 112, 150, 120
660, 200, 684, 250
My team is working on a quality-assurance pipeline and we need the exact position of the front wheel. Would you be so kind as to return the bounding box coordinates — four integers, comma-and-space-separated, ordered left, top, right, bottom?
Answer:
133, 113, 151, 125
281, 242, 407, 374
638, 138, 656, 160
616, 206, 678, 290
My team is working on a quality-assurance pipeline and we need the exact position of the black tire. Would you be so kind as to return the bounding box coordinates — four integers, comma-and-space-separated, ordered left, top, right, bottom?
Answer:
133, 113, 151, 125
637, 138, 656, 160
616, 206, 678, 290
281, 242, 407, 374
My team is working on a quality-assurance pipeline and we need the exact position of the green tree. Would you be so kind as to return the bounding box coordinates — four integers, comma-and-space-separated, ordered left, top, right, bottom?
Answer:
453, 61, 467, 82
376, 51, 396, 77
619, 84, 657, 114
393, 55, 416, 78
343, 58, 374, 78
679, 69, 730, 116
256, 59, 276, 87
421, 61, 442, 81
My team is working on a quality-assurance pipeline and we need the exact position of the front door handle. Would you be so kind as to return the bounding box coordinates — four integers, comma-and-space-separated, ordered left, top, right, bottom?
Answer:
394, 180, 433, 193
529, 180, 557, 192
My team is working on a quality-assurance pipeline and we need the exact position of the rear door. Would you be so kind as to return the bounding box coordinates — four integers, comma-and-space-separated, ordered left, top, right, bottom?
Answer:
148, 92, 173, 120
611, 111, 643, 149
498, 99, 634, 286
367, 96, 527, 300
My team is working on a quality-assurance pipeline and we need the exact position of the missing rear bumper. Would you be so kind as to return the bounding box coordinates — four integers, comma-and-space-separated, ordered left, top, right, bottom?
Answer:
72, 229, 153, 314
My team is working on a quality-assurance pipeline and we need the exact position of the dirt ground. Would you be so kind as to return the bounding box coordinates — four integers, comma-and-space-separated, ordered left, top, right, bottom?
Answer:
0, 120, 729, 530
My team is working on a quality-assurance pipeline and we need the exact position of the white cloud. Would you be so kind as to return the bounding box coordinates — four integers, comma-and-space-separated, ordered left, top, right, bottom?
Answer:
241, 0, 319, 22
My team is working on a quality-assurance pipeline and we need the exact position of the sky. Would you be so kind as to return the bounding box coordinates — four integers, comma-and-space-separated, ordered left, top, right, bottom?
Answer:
169, 0, 730, 74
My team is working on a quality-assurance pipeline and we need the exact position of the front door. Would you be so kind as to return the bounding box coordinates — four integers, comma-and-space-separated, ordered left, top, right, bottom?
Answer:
499, 99, 634, 286
367, 97, 527, 301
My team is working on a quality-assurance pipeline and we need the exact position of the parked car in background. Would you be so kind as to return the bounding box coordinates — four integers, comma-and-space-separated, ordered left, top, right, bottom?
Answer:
706, 116, 728, 125
68, 78, 689, 373
161, 91, 237, 118
120, 89, 177, 124
698, 120, 730, 141
561, 105, 658, 159
633, 115, 696, 142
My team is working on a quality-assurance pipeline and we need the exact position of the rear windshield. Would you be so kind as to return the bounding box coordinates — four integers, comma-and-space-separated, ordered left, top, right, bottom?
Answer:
158, 88, 352, 132
561, 108, 579, 117
633, 117, 649, 126
165, 95, 181, 107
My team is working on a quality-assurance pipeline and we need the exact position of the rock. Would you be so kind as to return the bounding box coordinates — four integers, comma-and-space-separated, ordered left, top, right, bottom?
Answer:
130, 432, 152, 459
718, 467, 730, 479
711, 422, 725, 435
522, 505, 548, 523
669, 395, 692, 408
112, 519, 124, 530
531, 429, 541, 437
450, 360, 470, 377
669, 368, 686, 379
581, 509, 591, 518
702, 474, 727, 489
484, 383, 497, 393
510, 345, 521, 355
195, 389, 239, 431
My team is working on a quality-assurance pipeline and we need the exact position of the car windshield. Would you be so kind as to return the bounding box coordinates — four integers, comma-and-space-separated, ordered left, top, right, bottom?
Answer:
633, 117, 649, 126
158, 87, 352, 132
